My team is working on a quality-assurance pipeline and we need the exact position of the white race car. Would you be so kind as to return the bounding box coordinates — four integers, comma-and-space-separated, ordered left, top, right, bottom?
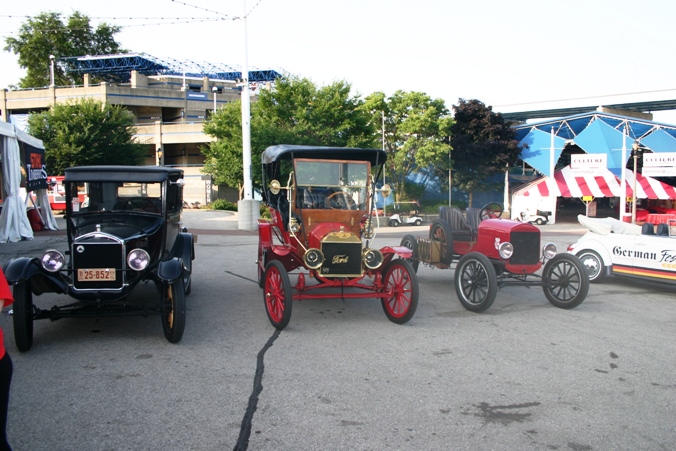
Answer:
567, 215, 676, 284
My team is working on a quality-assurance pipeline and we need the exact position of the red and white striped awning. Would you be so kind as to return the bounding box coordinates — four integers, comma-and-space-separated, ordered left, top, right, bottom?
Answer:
514, 165, 676, 199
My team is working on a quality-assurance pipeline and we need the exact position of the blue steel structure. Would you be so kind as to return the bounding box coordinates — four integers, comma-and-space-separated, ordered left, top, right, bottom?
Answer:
60, 53, 283, 83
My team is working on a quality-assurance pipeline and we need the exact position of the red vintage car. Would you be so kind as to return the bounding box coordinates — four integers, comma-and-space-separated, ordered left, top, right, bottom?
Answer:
400, 204, 589, 312
257, 145, 419, 330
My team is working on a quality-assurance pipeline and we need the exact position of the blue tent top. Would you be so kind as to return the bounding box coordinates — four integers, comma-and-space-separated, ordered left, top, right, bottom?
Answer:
514, 111, 676, 176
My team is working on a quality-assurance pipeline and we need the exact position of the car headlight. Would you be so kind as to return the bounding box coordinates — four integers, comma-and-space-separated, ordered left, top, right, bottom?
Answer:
303, 248, 324, 270
542, 242, 557, 259
363, 248, 383, 270
127, 249, 150, 271
498, 242, 514, 259
41, 250, 65, 272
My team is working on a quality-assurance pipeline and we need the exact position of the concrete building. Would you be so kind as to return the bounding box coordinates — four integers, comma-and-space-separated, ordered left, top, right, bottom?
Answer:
0, 54, 281, 206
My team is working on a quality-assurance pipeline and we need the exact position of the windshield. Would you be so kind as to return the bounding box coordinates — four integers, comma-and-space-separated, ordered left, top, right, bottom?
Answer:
67, 181, 163, 214
295, 159, 369, 210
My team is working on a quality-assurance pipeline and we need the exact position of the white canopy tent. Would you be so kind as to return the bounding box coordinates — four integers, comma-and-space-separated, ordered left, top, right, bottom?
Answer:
0, 121, 58, 242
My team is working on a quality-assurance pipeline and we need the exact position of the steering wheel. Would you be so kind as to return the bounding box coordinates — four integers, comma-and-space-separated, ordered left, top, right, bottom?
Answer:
479, 202, 503, 221
325, 191, 357, 210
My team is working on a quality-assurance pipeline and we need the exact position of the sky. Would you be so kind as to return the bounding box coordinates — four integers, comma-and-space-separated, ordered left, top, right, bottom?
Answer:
2, 0, 676, 122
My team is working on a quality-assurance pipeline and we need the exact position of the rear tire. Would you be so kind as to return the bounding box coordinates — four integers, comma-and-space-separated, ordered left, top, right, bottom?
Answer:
399, 234, 420, 273
13, 280, 34, 352
429, 219, 454, 265
414, 219, 422, 226
576, 250, 606, 283
542, 254, 589, 309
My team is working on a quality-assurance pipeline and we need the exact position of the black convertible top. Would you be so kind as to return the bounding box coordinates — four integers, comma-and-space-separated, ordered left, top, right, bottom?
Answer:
261, 145, 387, 166
65, 165, 183, 183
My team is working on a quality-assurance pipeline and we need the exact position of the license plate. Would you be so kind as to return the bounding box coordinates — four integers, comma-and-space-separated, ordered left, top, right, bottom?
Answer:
77, 268, 116, 281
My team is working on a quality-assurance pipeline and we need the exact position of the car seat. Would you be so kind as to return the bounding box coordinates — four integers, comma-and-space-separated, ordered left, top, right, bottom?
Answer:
438, 207, 473, 241
656, 223, 669, 236
641, 222, 655, 235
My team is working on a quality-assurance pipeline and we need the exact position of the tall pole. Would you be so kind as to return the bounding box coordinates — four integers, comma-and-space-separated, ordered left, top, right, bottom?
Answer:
49, 55, 55, 87
620, 126, 627, 221
382, 110, 386, 217
212, 87, 217, 112
237, 0, 259, 230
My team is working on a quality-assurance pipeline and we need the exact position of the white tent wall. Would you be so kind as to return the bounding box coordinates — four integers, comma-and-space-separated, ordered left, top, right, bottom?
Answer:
0, 121, 58, 243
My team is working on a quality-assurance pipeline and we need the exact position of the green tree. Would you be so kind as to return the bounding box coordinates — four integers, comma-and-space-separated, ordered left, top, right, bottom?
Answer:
27, 98, 147, 174
4, 11, 125, 88
361, 90, 453, 200
202, 76, 377, 198
450, 98, 521, 207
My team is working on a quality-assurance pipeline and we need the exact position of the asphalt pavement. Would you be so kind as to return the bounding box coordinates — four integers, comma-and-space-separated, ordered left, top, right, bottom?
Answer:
0, 209, 673, 450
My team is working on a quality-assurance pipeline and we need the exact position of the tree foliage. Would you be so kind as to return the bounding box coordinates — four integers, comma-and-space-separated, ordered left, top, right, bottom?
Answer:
361, 91, 453, 200
450, 99, 521, 206
4, 11, 125, 88
202, 76, 377, 198
27, 98, 147, 174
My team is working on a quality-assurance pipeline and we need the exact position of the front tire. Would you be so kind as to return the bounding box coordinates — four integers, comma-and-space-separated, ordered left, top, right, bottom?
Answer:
399, 234, 420, 273
454, 252, 497, 313
576, 250, 606, 283
542, 253, 589, 309
414, 219, 422, 226
389, 219, 400, 227
12, 280, 34, 352
264, 261, 292, 330
381, 259, 418, 324
162, 277, 186, 343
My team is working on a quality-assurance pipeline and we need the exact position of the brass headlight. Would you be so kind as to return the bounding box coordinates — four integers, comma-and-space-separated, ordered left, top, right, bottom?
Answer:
380, 184, 391, 199
269, 179, 281, 195
363, 248, 384, 270
289, 216, 301, 233
303, 248, 325, 270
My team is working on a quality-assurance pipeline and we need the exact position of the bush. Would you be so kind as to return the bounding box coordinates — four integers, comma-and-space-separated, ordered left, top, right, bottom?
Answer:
209, 199, 237, 211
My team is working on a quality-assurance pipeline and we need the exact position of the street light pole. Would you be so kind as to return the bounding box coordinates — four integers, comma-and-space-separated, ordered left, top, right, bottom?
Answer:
631, 141, 643, 224
212, 86, 218, 113
49, 55, 55, 87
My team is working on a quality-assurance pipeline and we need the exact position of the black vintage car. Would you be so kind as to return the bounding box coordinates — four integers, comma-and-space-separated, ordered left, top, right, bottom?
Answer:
3, 166, 195, 351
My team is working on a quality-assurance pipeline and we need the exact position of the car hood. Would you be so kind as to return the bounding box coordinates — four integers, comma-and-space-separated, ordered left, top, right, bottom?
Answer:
71, 214, 163, 241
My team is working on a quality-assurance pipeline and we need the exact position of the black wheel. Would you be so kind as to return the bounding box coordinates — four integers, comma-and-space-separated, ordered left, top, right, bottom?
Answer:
184, 274, 192, 296
479, 202, 504, 220
535, 218, 544, 225
381, 259, 418, 324
429, 219, 454, 265
454, 252, 498, 313
542, 253, 589, 309
162, 277, 186, 343
399, 234, 420, 273
264, 260, 292, 329
390, 219, 399, 227
414, 219, 422, 226
12, 280, 34, 352
576, 250, 606, 283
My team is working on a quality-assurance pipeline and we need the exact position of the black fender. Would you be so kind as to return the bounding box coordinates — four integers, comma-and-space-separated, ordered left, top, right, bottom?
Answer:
169, 232, 194, 272
2, 257, 66, 295
4, 257, 43, 285
157, 257, 184, 282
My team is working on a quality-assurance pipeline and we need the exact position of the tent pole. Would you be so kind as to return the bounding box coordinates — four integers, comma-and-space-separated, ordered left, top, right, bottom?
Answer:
620, 126, 628, 221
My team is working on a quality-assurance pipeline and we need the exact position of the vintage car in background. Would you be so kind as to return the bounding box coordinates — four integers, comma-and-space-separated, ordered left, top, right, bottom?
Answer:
257, 144, 419, 330
3, 166, 195, 351
400, 203, 589, 312
568, 215, 676, 284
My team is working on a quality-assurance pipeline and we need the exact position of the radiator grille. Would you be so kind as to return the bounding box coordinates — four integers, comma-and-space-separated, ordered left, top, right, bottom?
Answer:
508, 231, 540, 265
320, 241, 363, 277
72, 238, 125, 289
